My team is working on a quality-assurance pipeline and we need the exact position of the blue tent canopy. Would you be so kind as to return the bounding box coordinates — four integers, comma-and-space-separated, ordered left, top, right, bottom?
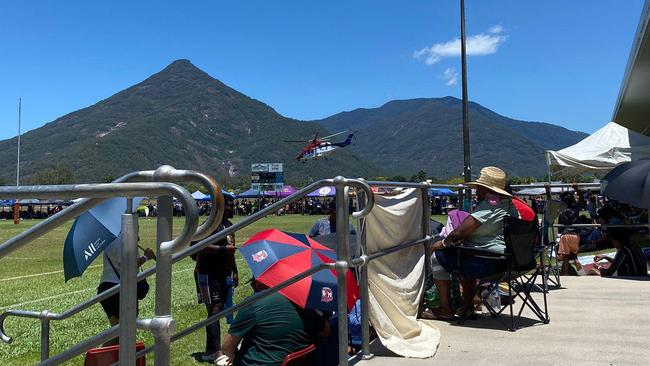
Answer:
221, 189, 237, 200
428, 188, 455, 197
194, 189, 237, 201
0, 199, 15, 206
237, 189, 264, 198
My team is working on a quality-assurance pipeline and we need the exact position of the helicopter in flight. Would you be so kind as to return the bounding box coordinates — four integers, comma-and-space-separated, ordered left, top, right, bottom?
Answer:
285, 130, 356, 161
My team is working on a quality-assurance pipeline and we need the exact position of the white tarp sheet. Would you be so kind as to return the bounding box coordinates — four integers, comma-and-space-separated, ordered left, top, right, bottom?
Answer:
546, 122, 650, 174
365, 188, 440, 358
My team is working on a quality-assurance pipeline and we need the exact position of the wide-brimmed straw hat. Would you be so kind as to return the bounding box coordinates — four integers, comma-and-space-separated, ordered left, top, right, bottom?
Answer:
467, 166, 511, 197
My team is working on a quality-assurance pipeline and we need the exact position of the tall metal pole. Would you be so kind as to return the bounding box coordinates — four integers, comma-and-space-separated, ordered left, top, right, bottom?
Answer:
334, 177, 350, 366
119, 204, 139, 365
17, 97, 21, 186
460, 0, 472, 210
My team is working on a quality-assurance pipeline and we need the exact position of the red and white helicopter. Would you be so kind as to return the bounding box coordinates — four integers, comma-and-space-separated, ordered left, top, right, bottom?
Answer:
285, 131, 356, 161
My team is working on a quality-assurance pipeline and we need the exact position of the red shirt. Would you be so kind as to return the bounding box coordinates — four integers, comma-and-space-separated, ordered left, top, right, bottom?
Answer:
512, 197, 536, 222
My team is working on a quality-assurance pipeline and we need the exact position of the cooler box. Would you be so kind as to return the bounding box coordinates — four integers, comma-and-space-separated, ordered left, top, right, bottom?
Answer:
84, 341, 146, 366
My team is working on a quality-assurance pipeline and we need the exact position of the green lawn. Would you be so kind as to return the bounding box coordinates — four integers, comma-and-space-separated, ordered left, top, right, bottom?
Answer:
0, 214, 332, 365
2, 213, 629, 365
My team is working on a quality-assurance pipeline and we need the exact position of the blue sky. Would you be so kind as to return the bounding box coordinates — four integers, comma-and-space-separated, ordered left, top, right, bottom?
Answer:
0, 0, 645, 140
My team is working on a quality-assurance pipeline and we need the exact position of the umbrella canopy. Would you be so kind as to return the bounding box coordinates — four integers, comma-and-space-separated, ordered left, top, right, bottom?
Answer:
601, 160, 650, 208
307, 186, 336, 197
264, 185, 297, 198
63, 197, 142, 281
240, 229, 359, 311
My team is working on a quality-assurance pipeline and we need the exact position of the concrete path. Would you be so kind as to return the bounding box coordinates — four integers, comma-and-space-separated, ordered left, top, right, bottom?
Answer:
353, 276, 650, 366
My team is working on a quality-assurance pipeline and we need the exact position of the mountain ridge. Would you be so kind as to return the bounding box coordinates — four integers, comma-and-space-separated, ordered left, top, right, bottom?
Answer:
315, 96, 588, 178
0, 60, 379, 185
0, 60, 588, 185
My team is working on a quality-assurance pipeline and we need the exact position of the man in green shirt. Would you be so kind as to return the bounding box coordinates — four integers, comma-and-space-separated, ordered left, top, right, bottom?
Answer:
222, 279, 329, 366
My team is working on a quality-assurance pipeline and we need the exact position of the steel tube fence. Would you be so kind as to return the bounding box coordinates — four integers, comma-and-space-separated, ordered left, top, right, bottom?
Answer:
1, 175, 469, 365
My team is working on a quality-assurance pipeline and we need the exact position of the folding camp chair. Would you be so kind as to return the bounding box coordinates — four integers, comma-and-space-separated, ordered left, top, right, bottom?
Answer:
281, 344, 316, 366
541, 199, 567, 288
456, 216, 549, 331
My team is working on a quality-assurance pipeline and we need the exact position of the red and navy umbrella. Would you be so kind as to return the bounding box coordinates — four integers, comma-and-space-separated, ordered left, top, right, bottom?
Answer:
241, 229, 359, 311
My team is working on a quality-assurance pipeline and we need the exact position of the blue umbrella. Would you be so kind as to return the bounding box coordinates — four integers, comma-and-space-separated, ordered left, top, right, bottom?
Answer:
601, 160, 650, 208
428, 188, 455, 197
63, 197, 142, 281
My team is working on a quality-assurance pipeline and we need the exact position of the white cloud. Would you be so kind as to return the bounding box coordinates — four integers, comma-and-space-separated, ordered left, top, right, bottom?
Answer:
441, 67, 458, 86
488, 24, 504, 34
413, 25, 507, 65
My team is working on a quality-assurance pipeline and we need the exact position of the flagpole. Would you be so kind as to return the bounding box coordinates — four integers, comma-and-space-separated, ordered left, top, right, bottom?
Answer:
460, 0, 472, 211
17, 97, 22, 186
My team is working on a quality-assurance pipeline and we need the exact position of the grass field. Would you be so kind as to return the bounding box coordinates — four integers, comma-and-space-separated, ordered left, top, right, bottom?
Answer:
0, 213, 636, 365
0, 214, 359, 365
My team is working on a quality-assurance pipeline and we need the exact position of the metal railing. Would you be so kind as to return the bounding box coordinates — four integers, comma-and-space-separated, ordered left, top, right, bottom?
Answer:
0, 166, 224, 365
0, 181, 199, 365
133, 179, 436, 366
124, 176, 376, 366
2, 175, 447, 366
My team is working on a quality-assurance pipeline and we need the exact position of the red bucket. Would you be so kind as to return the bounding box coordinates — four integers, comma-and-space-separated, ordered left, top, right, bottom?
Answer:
84, 341, 146, 366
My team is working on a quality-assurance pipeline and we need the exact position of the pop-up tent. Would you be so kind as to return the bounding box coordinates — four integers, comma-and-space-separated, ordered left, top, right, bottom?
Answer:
546, 122, 650, 175
191, 190, 207, 200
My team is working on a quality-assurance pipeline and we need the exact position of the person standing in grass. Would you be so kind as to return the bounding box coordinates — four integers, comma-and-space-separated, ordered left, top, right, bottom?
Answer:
191, 196, 238, 363
97, 238, 155, 345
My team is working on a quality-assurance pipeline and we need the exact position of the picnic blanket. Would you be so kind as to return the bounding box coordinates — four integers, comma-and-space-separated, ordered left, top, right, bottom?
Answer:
365, 188, 440, 358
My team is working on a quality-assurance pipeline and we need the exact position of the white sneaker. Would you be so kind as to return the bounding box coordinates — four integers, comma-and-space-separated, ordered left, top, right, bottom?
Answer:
216, 354, 231, 366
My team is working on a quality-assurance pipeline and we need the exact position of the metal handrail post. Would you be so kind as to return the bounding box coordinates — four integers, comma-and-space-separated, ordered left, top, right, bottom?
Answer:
118, 208, 139, 365
39, 313, 50, 361
356, 189, 373, 360
154, 191, 174, 365
457, 184, 465, 212
334, 177, 351, 366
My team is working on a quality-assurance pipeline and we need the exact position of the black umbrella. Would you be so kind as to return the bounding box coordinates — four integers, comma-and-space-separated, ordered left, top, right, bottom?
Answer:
601, 160, 650, 208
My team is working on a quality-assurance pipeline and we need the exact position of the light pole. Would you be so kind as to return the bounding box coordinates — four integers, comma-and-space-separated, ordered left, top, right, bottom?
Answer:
17, 97, 22, 186
460, 0, 472, 210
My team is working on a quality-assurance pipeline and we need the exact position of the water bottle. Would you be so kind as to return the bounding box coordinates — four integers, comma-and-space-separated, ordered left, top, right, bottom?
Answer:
491, 284, 502, 312
480, 288, 490, 315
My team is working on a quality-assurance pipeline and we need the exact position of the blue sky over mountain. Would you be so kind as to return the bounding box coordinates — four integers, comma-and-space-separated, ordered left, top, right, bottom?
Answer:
0, 0, 644, 140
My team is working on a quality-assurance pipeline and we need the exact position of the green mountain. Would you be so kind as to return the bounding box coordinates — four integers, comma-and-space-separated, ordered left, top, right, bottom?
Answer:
314, 97, 588, 178
0, 60, 378, 186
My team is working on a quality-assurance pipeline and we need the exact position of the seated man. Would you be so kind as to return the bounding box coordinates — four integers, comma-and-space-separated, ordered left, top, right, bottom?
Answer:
594, 228, 647, 277
222, 278, 329, 366
308, 205, 356, 237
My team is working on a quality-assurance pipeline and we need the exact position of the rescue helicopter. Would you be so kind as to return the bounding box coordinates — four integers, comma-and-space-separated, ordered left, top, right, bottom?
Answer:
285, 130, 356, 161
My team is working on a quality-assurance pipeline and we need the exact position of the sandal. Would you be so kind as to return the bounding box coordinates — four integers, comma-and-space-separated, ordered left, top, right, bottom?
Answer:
455, 305, 477, 320
420, 308, 454, 321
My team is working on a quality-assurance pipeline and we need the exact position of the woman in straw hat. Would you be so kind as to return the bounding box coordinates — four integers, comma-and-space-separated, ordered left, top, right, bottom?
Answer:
428, 166, 520, 319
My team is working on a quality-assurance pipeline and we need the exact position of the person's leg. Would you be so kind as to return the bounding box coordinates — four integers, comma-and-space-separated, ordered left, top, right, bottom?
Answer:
204, 302, 223, 357
432, 279, 454, 318
98, 282, 120, 346
459, 276, 476, 310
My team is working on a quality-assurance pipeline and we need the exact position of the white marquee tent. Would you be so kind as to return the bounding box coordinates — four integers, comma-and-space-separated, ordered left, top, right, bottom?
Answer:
545, 122, 650, 175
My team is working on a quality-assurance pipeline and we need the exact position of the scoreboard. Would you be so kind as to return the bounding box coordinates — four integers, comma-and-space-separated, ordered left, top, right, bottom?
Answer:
251, 163, 284, 191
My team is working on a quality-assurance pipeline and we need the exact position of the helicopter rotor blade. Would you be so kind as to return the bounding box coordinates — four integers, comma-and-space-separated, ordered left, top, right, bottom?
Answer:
320, 130, 348, 140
